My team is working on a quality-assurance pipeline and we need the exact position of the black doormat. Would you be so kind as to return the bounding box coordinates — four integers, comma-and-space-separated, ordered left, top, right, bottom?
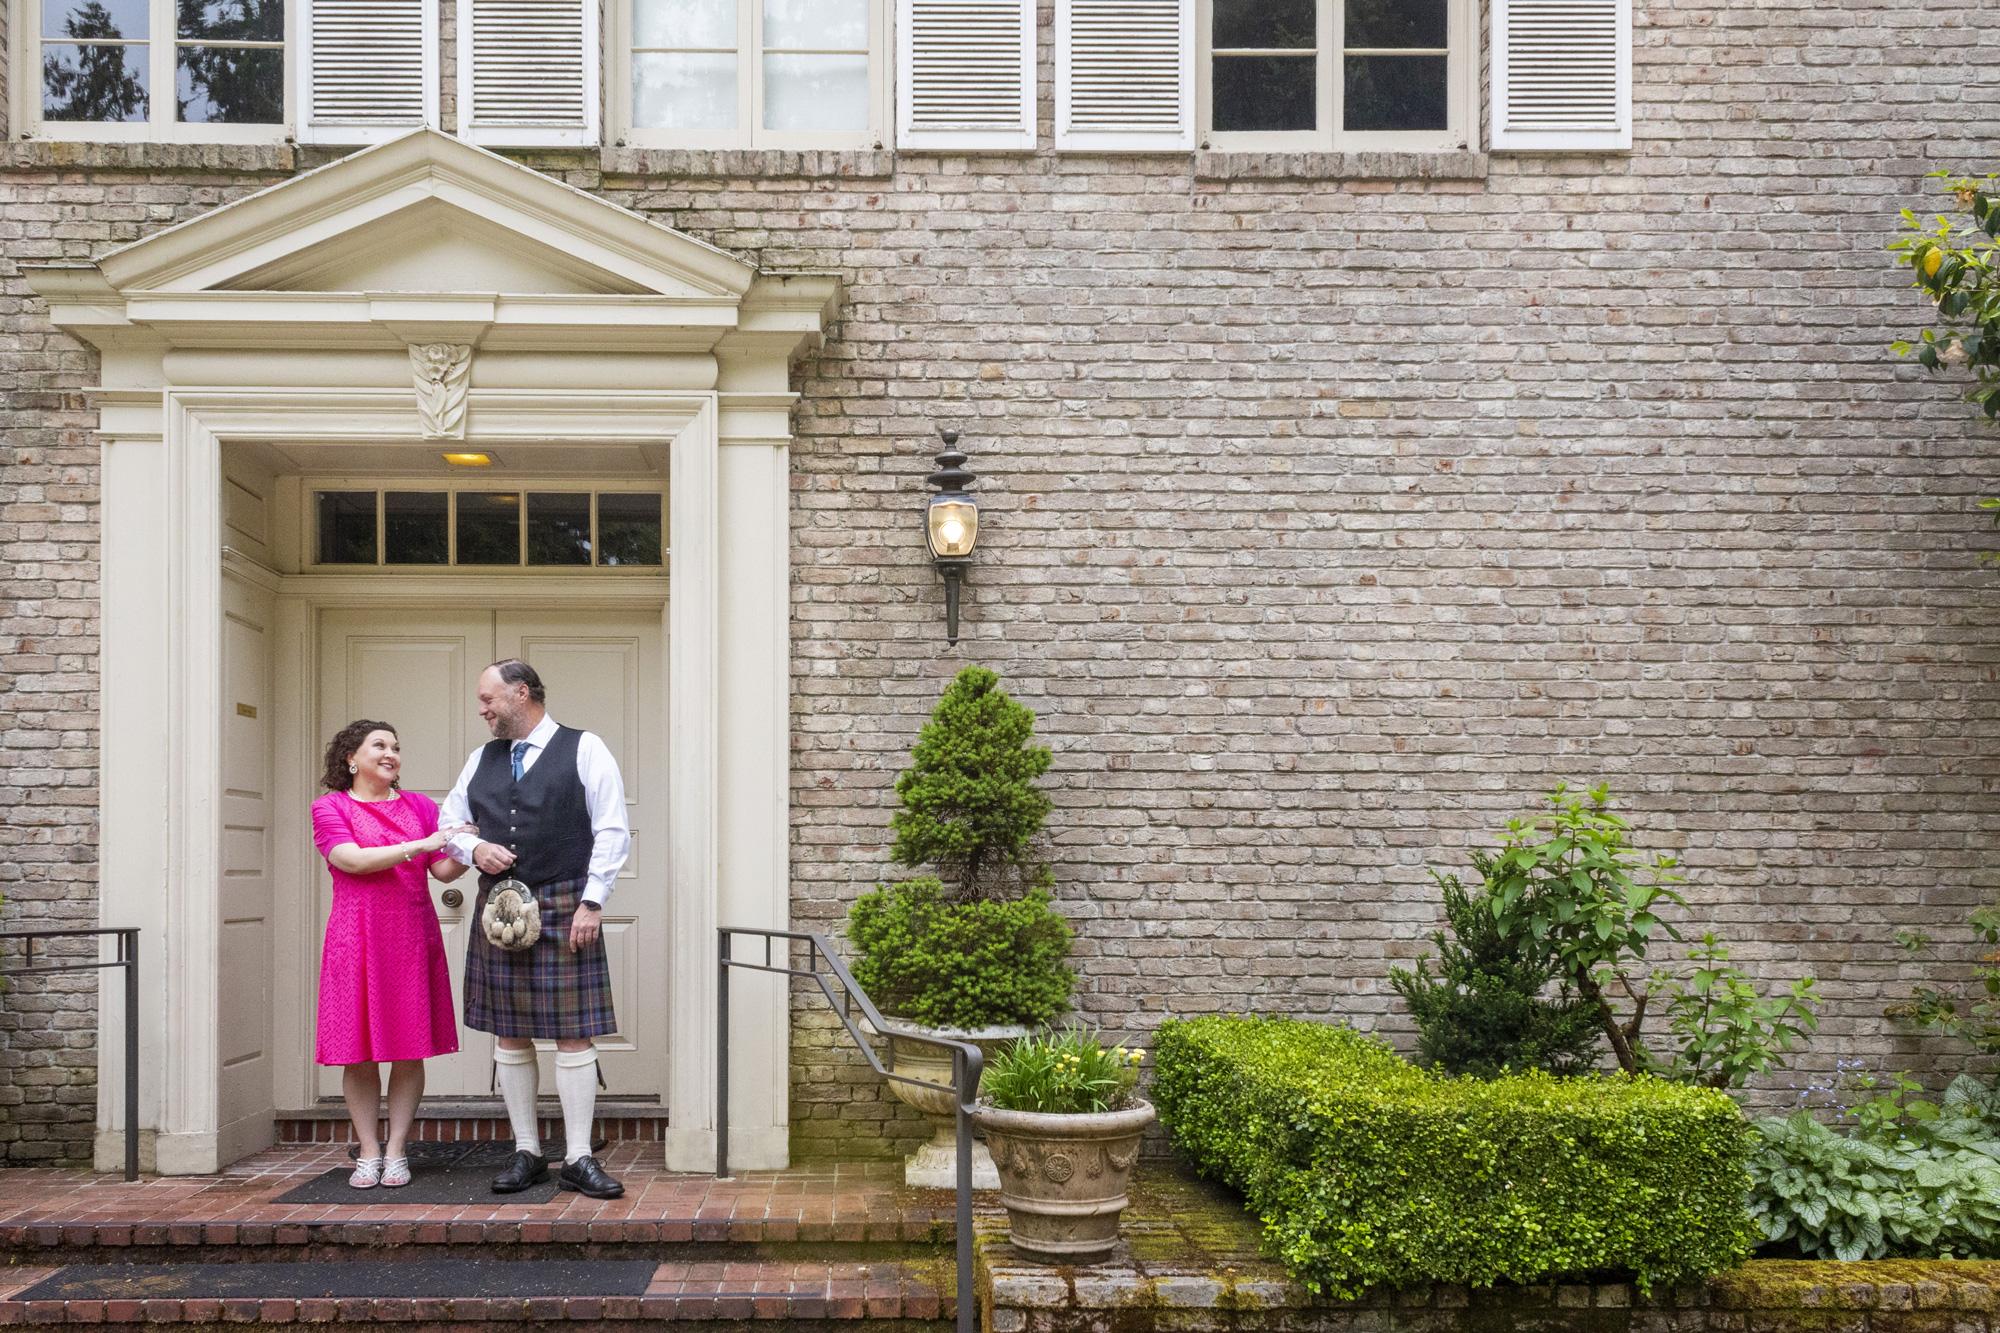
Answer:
12, 1259, 658, 1302
272, 1142, 561, 1205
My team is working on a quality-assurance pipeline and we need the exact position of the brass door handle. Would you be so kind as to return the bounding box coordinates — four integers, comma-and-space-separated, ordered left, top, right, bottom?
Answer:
441, 887, 464, 909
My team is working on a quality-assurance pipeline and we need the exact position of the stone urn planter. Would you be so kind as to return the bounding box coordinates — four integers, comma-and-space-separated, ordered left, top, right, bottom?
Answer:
867, 1017, 1026, 1189
972, 1098, 1156, 1263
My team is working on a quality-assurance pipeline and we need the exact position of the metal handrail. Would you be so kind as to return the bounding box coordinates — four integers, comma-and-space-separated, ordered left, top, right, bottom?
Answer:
0, 928, 140, 1181
718, 927, 981, 1333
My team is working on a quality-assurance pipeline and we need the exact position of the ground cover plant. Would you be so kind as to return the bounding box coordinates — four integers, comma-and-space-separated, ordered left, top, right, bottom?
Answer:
1748, 1071, 2000, 1259
1152, 1014, 1756, 1297
981, 1025, 1143, 1115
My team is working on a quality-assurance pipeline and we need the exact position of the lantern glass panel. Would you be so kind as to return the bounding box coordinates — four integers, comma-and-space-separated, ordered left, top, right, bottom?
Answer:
927, 498, 978, 558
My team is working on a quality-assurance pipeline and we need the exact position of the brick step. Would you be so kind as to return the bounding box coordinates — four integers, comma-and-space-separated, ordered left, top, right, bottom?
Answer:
277, 1100, 667, 1145
0, 1258, 954, 1328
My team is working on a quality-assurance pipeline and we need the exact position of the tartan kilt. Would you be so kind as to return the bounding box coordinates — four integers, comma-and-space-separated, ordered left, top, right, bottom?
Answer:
463, 876, 617, 1039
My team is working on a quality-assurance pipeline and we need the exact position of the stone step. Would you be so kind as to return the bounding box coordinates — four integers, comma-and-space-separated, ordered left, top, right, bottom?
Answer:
0, 1257, 953, 1328
276, 1099, 669, 1145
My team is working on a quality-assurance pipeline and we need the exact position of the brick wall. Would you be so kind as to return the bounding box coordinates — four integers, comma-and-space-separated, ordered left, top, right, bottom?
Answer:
2, 0, 1998, 1164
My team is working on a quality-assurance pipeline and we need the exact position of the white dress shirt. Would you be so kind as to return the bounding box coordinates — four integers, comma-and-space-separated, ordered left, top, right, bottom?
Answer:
441, 713, 631, 908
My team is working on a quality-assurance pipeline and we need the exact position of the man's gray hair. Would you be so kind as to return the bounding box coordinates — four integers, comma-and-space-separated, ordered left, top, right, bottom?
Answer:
489, 658, 546, 704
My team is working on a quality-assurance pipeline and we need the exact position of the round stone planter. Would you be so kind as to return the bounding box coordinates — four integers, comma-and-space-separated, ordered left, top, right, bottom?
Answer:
972, 1098, 1156, 1264
866, 1018, 1026, 1189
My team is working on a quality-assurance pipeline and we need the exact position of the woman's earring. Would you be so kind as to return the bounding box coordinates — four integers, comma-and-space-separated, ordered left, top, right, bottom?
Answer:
348, 764, 358, 774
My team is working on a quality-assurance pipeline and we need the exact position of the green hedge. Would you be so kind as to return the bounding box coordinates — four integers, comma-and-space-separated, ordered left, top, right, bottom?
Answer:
1152, 1015, 1757, 1297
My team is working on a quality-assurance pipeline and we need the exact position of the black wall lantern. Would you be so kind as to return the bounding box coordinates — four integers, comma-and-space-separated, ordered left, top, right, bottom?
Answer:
924, 428, 979, 645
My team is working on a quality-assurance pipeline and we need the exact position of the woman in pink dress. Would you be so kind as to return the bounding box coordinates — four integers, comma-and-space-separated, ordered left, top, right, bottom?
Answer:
312, 719, 472, 1189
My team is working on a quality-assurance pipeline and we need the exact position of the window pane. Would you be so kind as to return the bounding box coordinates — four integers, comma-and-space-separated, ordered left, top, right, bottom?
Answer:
632, 51, 736, 129
526, 493, 592, 567
1344, 54, 1446, 130
383, 492, 448, 566
457, 493, 521, 565
598, 493, 663, 567
764, 0, 867, 50
43, 0, 147, 39
316, 492, 376, 565
179, 0, 282, 42
177, 45, 282, 122
1345, 0, 1445, 48
1213, 0, 1312, 49
633, 0, 734, 48
1212, 54, 1314, 132
763, 53, 867, 132
42, 43, 148, 121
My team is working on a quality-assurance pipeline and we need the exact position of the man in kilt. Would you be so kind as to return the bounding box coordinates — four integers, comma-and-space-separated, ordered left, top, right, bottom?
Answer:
440, 659, 630, 1199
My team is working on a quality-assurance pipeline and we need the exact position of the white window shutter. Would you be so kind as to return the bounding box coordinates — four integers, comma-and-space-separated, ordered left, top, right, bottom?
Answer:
1491, 0, 1631, 150
457, 0, 600, 148
299, 0, 439, 145
897, 0, 1037, 151
1055, 0, 1192, 152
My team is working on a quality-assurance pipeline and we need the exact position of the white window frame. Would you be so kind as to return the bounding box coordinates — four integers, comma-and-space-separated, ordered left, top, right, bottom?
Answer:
1196, 0, 1475, 153
610, 0, 891, 151
10, 0, 295, 143
304, 480, 669, 574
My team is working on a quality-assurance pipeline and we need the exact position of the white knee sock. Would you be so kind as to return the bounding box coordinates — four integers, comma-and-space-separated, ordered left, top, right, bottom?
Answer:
494, 1046, 541, 1156
555, 1047, 598, 1164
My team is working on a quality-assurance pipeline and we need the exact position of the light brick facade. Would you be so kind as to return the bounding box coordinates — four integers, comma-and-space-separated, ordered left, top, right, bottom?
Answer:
3, 0, 1998, 1164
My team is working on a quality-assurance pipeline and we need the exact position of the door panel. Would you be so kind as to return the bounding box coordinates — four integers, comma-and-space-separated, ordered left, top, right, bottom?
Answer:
495, 611, 667, 1101
311, 606, 668, 1106
220, 574, 276, 1137
317, 610, 494, 1097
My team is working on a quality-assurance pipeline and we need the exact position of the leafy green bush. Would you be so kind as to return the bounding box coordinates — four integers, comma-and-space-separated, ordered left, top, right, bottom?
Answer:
1888, 904, 2000, 1057
1389, 855, 1602, 1078
1153, 1014, 1756, 1297
982, 1024, 1143, 1114
846, 878, 1073, 1029
1486, 783, 1818, 1086
1747, 1073, 2000, 1260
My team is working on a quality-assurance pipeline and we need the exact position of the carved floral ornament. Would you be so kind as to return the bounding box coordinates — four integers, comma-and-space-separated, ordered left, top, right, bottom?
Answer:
409, 343, 473, 439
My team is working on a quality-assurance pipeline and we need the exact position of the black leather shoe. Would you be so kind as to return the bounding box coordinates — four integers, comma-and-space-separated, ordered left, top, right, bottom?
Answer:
557, 1154, 625, 1199
490, 1150, 548, 1194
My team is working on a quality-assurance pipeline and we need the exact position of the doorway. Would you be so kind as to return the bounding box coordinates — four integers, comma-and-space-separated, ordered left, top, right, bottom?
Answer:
311, 606, 667, 1102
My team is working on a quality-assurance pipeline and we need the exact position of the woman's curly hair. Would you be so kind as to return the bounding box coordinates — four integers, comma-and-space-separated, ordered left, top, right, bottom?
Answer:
321, 719, 400, 792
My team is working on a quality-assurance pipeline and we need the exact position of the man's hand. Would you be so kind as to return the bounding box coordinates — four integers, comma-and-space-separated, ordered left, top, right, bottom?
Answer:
569, 904, 602, 952
473, 841, 518, 875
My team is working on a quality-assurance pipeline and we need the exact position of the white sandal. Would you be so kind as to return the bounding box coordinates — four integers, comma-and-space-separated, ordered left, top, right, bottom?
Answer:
381, 1156, 411, 1188
348, 1155, 384, 1190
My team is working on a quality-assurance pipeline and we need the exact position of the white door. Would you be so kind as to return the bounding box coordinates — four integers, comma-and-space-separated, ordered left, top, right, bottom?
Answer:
314, 607, 667, 1102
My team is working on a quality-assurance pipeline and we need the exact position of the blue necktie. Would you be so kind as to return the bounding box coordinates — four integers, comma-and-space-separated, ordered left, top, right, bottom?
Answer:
511, 740, 530, 781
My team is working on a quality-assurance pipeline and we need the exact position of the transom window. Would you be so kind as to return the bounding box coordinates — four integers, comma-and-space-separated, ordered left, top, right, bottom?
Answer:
1200, 0, 1471, 151
614, 0, 888, 150
28, 0, 287, 140
313, 488, 666, 569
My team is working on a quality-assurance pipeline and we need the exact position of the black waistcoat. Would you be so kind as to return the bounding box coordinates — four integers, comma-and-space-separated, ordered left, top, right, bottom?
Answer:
466, 726, 594, 889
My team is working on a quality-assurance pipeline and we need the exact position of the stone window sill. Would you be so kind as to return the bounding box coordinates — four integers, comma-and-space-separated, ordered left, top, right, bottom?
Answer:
1194, 150, 1490, 182
599, 148, 897, 181
0, 140, 301, 173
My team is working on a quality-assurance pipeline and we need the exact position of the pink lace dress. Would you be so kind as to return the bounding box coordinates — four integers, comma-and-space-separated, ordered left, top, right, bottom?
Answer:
311, 790, 461, 1065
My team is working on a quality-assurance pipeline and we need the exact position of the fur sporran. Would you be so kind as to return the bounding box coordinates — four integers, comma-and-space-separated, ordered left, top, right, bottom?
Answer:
481, 878, 542, 951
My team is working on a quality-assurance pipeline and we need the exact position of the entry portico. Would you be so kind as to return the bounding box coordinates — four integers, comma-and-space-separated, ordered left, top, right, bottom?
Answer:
25, 129, 836, 1175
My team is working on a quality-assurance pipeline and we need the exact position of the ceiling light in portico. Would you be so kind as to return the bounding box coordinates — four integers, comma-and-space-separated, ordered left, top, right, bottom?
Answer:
442, 452, 494, 467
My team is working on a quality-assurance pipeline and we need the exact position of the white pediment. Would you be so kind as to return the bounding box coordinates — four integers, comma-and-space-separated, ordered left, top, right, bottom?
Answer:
91, 129, 754, 300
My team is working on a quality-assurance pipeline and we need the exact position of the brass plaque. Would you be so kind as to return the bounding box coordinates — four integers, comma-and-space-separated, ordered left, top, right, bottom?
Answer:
235, 702, 257, 719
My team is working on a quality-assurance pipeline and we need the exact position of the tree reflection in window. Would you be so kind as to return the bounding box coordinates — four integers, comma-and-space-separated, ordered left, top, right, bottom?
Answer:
43, 2, 149, 122
176, 0, 284, 124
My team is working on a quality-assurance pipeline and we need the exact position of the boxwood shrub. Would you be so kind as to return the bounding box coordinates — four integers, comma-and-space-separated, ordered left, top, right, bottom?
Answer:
1152, 1015, 1756, 1297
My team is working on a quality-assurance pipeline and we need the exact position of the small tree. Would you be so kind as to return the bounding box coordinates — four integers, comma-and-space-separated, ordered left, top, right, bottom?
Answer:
1487, 783, 1819, 1088
849, 666, 1073, 1028
889, 664, 1053, 900
1390, 855, 1603, 1078
1891, 169, 2000, 426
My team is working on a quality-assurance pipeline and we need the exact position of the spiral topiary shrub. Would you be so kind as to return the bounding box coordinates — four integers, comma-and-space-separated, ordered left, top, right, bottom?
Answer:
1152, 1014, 1757, 1298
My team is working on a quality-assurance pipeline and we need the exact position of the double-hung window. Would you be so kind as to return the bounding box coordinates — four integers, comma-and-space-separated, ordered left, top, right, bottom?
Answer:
613, 0, 890, 150
23, 0, 289, 141
1199, 0, 1474, 152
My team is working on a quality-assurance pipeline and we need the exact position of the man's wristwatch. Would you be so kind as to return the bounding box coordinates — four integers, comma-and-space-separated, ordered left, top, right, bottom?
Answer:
578, 900, 602, 913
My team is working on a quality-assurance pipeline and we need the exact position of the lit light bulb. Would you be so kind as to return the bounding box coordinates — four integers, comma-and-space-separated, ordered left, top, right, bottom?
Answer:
939, 517, 966, 546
